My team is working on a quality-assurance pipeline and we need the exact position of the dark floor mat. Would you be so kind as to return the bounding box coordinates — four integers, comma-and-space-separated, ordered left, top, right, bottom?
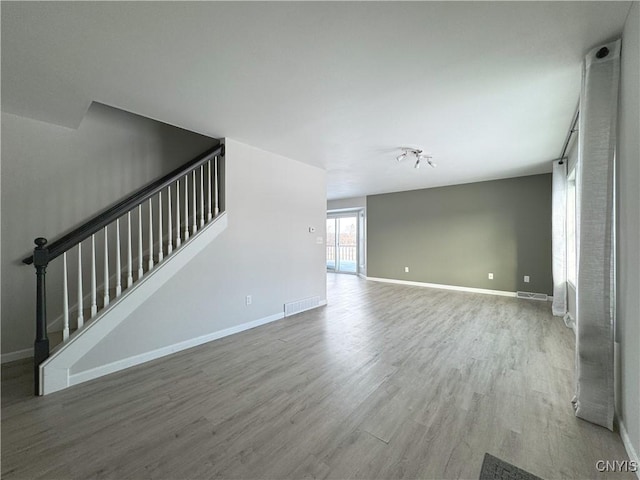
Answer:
479, 453, 543, 480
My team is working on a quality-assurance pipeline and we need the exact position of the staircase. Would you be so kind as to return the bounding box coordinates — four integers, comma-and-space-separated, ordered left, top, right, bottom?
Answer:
23, 144, 226, 395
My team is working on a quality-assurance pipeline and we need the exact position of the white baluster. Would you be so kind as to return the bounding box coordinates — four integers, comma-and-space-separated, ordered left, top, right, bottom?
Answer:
77, 243, 84, 328
62, 252, 69, 341
127, 212, 133, 288
148, 198, 154, 271
167, 185, 173, 254
214, 156, 220, 216
158, 191, 164, 262
192, 170, 197, 234
207, 160, 213, 221
138, 205, 144, 280
115, 218, 122, 297
184, 175, 190, 241
103, 226, 109, 308
199, 165, 205, 227
176, 181, 182, 248
90, 234, 97, 316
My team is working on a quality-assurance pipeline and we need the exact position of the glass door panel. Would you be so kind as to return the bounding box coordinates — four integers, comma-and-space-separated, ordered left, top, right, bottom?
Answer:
326, 218, 336, 271
337, 216, 357, 273
327, 214, 358, 274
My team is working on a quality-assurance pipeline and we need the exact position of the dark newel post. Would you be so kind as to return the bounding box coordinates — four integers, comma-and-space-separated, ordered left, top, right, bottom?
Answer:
32, 237, 50, 395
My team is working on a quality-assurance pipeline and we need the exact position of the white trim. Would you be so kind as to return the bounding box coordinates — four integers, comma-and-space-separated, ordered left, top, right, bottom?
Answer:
69, 310, 286, 388
1, 348, 32, 364
619, 420, 640, 479
358, 273, 367, 280
40, 213, 228, 395
365, 276, 517, 298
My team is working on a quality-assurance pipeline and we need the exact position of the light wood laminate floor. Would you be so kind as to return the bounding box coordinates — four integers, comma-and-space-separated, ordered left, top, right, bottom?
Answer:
2, 274, 632, 479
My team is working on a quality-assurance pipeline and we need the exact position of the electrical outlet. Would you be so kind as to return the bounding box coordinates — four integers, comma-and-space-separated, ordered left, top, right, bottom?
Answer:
246, 295, 252, 305
524, 275, 530, 283
488, 273, 494, 280
404, 266, 409, 273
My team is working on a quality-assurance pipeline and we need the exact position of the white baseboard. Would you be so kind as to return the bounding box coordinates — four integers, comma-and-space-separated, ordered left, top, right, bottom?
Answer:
1, 348, 32, 364
365, 276, 517, 298
69, 311, 286, 387
619, 420, 640, 479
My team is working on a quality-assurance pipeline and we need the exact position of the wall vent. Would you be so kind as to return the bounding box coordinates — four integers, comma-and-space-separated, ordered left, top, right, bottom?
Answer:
284, 296, 321, 317
516, 291, 548, 301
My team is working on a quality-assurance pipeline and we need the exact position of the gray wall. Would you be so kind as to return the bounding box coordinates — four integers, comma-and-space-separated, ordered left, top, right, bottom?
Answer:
367, 174, 552, 294
617, 1, 639, 460
1, 103, 217, 358
70, 138, 327, 374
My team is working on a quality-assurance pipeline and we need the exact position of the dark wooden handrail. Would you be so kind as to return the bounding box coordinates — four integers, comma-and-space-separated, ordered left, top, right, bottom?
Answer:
23, 143, 223, 265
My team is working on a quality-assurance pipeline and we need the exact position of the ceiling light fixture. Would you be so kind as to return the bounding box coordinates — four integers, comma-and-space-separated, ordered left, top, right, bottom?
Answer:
396, 148, 436, 169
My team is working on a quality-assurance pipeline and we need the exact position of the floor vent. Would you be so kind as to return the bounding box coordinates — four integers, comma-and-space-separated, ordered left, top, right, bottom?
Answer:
516, 291, 548, 301
284, 296, 321, 316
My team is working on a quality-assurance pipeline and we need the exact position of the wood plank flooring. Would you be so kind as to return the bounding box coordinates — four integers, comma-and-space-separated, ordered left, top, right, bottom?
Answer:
1, 274, 632, 479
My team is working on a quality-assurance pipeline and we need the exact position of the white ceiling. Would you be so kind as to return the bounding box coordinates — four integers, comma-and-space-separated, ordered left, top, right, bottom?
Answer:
2, 2, 632, 199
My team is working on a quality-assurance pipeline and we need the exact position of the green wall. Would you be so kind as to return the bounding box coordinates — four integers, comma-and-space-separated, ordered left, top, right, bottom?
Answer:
367, 174, 552, 294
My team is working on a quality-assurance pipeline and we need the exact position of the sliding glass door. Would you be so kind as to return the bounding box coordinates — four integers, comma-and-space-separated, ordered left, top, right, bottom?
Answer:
326, 215, 358, 274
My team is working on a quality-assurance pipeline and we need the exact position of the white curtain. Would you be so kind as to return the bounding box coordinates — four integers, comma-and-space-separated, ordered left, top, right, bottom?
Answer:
552, 160, 567, 316
574, 39, 620, 430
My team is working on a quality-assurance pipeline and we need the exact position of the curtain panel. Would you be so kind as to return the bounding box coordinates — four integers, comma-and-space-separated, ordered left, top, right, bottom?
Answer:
552, 160, 567, 316
574, 39, 620, 430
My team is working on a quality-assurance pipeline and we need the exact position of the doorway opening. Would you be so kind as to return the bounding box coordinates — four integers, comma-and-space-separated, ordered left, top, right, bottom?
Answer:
326, 214, 358, 274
